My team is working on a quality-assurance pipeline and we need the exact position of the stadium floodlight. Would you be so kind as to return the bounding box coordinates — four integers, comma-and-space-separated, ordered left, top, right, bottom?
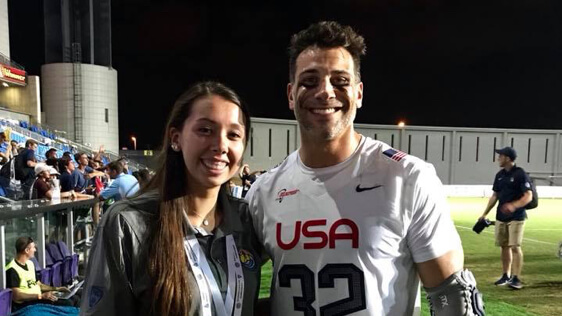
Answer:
397, 121, 406, 128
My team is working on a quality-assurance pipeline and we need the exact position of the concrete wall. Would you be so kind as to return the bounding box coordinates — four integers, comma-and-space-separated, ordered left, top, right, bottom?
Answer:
41, 63, 119, 152
0, 0, 9, 58
245, 118, 562, 185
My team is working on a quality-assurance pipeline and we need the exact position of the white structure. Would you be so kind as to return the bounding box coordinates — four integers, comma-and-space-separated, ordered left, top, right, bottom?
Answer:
41, 63, 119, 152
246, 118, 562, 185
0, 0, 9, 58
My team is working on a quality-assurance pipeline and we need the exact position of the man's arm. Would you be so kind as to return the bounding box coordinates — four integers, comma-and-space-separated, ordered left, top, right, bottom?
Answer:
11, 288, 46, 302
85, 170, 106, 179
419, 249, 485, 316
26, 159, 37, 168
479, 192, 498, 221
99, 179, 119, 201
38, 281, 70, 293
26, 150, 37, 167
500, 190, 532, 214
417, 248, 463, 288
61, 190, 77, 199
93, 145, 104, 162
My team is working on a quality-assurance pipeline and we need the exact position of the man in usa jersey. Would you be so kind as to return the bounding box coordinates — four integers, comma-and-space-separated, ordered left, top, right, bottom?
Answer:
246, 21, 485, 316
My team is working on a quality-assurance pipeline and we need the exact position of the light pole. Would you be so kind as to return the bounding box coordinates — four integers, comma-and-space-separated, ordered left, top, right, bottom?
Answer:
131, 136, 137, 150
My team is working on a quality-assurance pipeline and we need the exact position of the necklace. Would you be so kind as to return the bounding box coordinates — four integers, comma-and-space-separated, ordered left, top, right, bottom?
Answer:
189, 205, 216, 227
190, 212, 210, 226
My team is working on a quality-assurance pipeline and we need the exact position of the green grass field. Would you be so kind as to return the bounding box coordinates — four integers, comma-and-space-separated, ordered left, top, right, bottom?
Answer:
259, 197, 562, 316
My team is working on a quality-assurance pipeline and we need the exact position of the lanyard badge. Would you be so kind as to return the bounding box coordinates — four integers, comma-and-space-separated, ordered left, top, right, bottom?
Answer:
184, 234, 244, 316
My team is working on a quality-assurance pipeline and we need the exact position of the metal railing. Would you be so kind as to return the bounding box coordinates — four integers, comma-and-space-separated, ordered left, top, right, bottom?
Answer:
529, 172, 562, 186
0, 197, 97, 289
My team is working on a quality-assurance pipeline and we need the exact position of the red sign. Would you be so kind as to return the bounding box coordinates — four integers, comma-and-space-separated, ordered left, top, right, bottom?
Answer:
0, 64, 26, 86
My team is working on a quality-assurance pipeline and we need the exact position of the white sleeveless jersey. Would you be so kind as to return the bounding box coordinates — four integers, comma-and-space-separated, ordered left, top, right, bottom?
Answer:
246, 136, 462, 316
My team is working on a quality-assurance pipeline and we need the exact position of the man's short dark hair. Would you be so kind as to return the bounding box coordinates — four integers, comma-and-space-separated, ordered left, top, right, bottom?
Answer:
107, 161, 124, 174
15, 236, 33, 254
288, 21, 367, 82
45, 148, 57, 159
74, 152, 87, 162
25, 139, 37, 148
58, 156, 72, 171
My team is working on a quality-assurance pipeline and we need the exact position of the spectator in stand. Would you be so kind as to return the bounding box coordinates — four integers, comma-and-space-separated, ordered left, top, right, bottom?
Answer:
10, 140, 19, 157
88, 159, 105, 194
32, 163, 75, 200
88, 158, 106, 226
58, 157, 89, 199
45, 148, 57, 160
91, 145, 106, 165
45, 148, 58, 172
132, 169, 152, 189
99, 161, 139, 201
16, 139, 38, 199
73, 152, 105, 193
117, 157, 131, 174
32, 163, 58, 199
0, 131, 12, 164
5, 237, 74, 311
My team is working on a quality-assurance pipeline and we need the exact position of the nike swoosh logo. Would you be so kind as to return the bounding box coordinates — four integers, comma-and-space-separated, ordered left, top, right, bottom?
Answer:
356, 184, 383, 192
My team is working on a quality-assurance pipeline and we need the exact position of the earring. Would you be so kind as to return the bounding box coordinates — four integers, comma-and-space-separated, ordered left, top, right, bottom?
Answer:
171, 144, 179, 151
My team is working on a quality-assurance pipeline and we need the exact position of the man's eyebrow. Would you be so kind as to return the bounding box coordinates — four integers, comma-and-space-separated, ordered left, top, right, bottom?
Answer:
298, 69, 352, 77
332, 70, 351, 76
298, 69, 320, 76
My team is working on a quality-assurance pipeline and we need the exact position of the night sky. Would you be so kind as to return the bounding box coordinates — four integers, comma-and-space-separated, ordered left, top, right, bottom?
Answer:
7, 0, 562, 150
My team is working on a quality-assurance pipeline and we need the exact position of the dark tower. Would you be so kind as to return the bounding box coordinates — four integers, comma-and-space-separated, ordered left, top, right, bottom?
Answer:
44, 0, 112, 67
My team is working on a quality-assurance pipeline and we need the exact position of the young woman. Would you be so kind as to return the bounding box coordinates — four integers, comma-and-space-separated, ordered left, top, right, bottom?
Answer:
81, 82, 264, 316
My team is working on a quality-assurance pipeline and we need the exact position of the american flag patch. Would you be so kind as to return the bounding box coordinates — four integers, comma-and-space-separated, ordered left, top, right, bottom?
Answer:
383, 148, 407, 162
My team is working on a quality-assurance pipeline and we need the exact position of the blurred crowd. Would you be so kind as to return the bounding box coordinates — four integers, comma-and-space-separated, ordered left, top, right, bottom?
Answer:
0, 137, 153, 226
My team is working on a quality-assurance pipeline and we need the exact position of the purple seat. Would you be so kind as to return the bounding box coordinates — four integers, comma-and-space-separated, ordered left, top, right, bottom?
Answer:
29, 257, 51, 285
46, 243, 72, 285
56, 241, 79, 279
45, 250, 63, 287
0, 289, 12, 316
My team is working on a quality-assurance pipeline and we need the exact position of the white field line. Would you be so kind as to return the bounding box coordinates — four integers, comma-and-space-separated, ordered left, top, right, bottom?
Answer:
524, 229, 562, 231
455, 225, 558, 246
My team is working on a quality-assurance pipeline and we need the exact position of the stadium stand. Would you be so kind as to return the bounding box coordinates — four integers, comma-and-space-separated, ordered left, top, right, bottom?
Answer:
30, 256, 52, 286
0, 289, 12, 316
0, 117, 146, 171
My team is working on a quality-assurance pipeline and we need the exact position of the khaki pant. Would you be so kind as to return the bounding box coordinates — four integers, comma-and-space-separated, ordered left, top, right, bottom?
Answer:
495, 220, 525, 247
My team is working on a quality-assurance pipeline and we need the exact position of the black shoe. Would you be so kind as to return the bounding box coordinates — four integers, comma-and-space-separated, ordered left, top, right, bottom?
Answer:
494, 273, 510, 286
509, 276, 523, 289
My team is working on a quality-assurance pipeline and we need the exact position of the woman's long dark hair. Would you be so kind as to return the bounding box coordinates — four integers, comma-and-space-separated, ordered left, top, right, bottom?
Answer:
143, 82, 251, 315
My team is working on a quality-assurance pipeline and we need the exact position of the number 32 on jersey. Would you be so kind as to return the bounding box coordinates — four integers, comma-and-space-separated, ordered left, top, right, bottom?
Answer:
278, 263, 366, 316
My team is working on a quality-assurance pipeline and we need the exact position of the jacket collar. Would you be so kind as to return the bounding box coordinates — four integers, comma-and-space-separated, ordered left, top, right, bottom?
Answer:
214, 187, 244, 237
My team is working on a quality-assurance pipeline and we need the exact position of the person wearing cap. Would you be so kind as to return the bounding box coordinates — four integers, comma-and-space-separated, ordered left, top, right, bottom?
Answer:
479, 146, 533, 289
32, 163, 77, 200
